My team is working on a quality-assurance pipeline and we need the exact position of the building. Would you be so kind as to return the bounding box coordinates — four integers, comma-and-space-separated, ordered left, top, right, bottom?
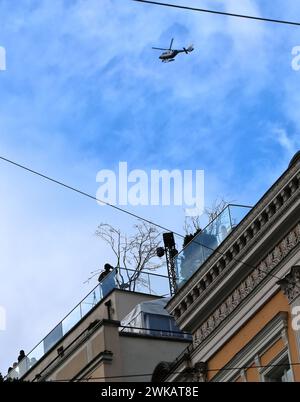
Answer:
6, 268, 191, 382
154, 152, 300, 382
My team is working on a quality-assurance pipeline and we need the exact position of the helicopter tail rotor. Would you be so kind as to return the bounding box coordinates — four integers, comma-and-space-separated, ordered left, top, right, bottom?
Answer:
183, 44, 194, 54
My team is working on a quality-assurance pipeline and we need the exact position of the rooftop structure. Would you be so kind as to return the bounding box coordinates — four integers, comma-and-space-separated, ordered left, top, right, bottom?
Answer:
7, 267, 175, 381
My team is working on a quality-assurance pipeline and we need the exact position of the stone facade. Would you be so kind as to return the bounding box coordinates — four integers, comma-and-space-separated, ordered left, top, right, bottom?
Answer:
161, 153, 300, 382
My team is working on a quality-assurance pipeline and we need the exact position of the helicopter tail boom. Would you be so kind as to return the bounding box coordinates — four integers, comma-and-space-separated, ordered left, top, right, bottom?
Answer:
184, 44, 194, 53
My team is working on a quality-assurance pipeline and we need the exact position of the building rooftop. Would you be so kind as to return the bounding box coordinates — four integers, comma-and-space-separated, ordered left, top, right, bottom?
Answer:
7, 267, 171, 381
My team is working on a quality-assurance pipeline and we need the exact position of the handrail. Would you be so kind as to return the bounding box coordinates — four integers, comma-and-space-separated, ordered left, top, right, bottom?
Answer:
6, 267, 170, 380
120, 325, 191, 336
177, 203, 252, 254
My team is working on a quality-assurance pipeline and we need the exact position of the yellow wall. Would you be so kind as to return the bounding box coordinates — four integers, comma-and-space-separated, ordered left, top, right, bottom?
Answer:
207, 291, 300, 382
56, 349, 87, 381
260, 338, 285, 367
246, 363, 260, 382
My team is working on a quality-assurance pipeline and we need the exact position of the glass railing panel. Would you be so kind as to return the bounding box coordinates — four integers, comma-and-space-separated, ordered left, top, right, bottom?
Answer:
5, 267, 170, 381
62, 305, 82, 336
175, 205, 252, 288
148, 272, 170, 296
175, 206, 231, 287
116, 268, 170, 296
81, 285, 101, 316
27, 342, 44, 369
6, 367, 19, 380
131, 272, 151, 294
228, 204, 251, 228
98, 268, 117, 298
43, 323, 63, 353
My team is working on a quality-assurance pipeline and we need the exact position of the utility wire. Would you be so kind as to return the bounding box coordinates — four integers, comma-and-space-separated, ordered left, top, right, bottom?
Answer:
0, 156, 173, 233
2, 157, 298, 384
0, 155, 291, 283
49, 361, 300, 382
133, 0, 300, 27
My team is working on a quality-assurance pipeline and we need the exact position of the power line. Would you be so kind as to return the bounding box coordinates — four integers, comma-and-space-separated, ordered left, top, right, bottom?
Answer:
47, 361, 300, 382
0, 156, 172, 234
1, 155, 297, 382
0, 155, 289, 284
133, 0, 300, 27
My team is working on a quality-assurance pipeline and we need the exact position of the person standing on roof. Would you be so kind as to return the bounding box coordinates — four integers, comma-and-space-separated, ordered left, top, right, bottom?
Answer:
98, 264, 116, 297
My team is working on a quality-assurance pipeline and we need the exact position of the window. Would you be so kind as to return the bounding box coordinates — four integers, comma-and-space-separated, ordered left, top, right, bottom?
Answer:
144, 314, 175, 337
264, 356, 293, 382
144, 313, 190, 339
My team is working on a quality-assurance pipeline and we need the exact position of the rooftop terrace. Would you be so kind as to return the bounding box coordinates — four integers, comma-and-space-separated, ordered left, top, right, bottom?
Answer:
7, 267, 170, 380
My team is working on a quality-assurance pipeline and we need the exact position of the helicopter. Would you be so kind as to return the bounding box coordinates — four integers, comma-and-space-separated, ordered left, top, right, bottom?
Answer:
152, 38, 194, 63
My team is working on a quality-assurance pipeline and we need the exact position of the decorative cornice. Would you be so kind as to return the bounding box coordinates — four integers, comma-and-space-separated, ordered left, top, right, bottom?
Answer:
193, 223, 300, 346
167, 162, 300, 323
289, 151, 300, 168
181, 362, 208, 382
163, 221, 300, 382
277, 266, 300, 304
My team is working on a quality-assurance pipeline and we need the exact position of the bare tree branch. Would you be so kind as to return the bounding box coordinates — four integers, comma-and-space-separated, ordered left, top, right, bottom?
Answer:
204, 198, 230, 223
95, 221, 163, 291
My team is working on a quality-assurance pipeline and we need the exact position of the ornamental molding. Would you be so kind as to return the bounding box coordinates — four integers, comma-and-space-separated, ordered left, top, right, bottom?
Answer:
277, 266, 300, 304
181, 362, 208, 382
167, 164, 300, 321
193, 223, 300, 346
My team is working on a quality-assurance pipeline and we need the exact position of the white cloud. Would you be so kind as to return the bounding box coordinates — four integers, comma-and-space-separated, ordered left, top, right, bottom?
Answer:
273, 127, 298, 155
1, 0, 300, 375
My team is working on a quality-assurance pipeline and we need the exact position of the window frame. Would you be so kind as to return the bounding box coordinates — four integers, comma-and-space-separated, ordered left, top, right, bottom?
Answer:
260, 349, 294, 382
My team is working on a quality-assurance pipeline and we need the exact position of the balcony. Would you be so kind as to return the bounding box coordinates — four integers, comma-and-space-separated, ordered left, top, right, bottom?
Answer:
6, 267, 170, 381
175, 204, 252, 289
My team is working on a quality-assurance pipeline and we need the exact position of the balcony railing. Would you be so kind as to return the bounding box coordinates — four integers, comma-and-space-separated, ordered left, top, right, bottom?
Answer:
6, 267, 170, 381
175, 204, 252, 289
120, 325, 192, 340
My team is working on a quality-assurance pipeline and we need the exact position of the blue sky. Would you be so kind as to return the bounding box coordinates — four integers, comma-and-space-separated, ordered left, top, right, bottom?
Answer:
0, 0, 300, 374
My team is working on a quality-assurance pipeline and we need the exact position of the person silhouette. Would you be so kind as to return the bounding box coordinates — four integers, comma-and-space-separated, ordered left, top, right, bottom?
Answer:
98, 264, 116, 297
17, 350, 26, 363
98, 264, 114, 282
17, 350, 29, 377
